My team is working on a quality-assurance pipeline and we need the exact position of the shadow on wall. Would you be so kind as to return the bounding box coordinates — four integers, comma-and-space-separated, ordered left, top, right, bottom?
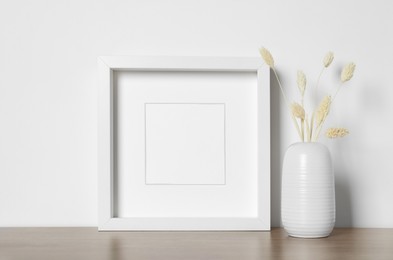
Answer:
332, 136, 354, 227
335, 174, 353, 227
270, 69, 283, 227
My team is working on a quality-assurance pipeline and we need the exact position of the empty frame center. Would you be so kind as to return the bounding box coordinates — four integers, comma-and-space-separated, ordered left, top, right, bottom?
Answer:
145, 103, 226, 185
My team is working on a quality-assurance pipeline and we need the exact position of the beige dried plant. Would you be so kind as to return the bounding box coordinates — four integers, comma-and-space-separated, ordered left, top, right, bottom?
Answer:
259, 47, 302, 140
315, 96, 332, 127
297, 70, 306, 97
259, 47, 356, 142
326, 128, 349, 138
323, 52, 334, 68
291, 102, 305, 120
341, 62, 356, 82
259, 47, 275, 68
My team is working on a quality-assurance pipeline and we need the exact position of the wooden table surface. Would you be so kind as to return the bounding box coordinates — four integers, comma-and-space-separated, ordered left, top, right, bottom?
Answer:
0, 228, 392, 260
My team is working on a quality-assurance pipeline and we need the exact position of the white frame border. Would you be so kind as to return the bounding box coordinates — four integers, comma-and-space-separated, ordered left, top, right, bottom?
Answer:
98, 56, 270, 231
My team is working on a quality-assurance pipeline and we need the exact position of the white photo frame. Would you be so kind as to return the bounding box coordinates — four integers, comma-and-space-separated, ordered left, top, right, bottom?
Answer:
98, 56, 270, 231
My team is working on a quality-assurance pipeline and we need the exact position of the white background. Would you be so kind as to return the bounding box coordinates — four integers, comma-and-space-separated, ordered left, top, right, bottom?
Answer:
1, 0, 392, 227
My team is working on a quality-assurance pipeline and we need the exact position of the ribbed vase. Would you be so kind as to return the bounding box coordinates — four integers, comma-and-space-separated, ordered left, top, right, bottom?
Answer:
281, 142, 335, 238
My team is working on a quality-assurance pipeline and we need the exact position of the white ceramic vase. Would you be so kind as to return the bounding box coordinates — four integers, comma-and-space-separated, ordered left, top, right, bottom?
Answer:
281, 142, 335, 238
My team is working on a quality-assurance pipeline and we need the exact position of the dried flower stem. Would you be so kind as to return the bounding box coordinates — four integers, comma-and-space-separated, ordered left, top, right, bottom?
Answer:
315, 67, 325, 90
311, 52, 334, 141
332, 82, 343, 102
291, 116, 302, 141
332, 62, 356, 102
310, 66, 326, 142
272, 68, 303, 140
272, 68, 290, 105
300, 96, 305, 142
318, 82, 344, 141
305, 116, 311, 142
309, 111, 315, 141
314, 114, 331, 141
312, 95, 332, 141
314, 119, 325, 141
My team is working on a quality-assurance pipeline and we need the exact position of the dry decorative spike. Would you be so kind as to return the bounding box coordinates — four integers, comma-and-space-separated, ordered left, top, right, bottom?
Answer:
323, 52, 334, 68
326, 128, 349, 138
297, 70, 306, 97
315, 96, 332, 127
291, 102, 305, 120
259, 48, 275, 68
341, 62, 356, 82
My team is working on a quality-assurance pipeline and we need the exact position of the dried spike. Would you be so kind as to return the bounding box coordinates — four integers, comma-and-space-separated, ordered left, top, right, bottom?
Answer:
259, 47, 275, 68
341, 62, 356, 82
326, 128, 349, 138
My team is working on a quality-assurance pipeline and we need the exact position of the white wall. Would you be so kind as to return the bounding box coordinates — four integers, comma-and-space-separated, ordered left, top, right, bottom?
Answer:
1, 0, 392, 227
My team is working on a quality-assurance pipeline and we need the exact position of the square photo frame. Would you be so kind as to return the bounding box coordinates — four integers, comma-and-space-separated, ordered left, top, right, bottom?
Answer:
98, 56, 270, 230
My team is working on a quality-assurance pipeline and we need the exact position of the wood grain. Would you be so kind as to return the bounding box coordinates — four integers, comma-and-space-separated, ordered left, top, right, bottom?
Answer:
0, 228, 392, 260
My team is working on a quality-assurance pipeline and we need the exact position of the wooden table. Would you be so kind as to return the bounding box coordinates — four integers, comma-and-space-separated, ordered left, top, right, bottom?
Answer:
1, 228, 392, 260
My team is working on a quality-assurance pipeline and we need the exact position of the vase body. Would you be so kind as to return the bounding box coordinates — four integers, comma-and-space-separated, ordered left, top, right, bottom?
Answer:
281, 142, 335, 238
